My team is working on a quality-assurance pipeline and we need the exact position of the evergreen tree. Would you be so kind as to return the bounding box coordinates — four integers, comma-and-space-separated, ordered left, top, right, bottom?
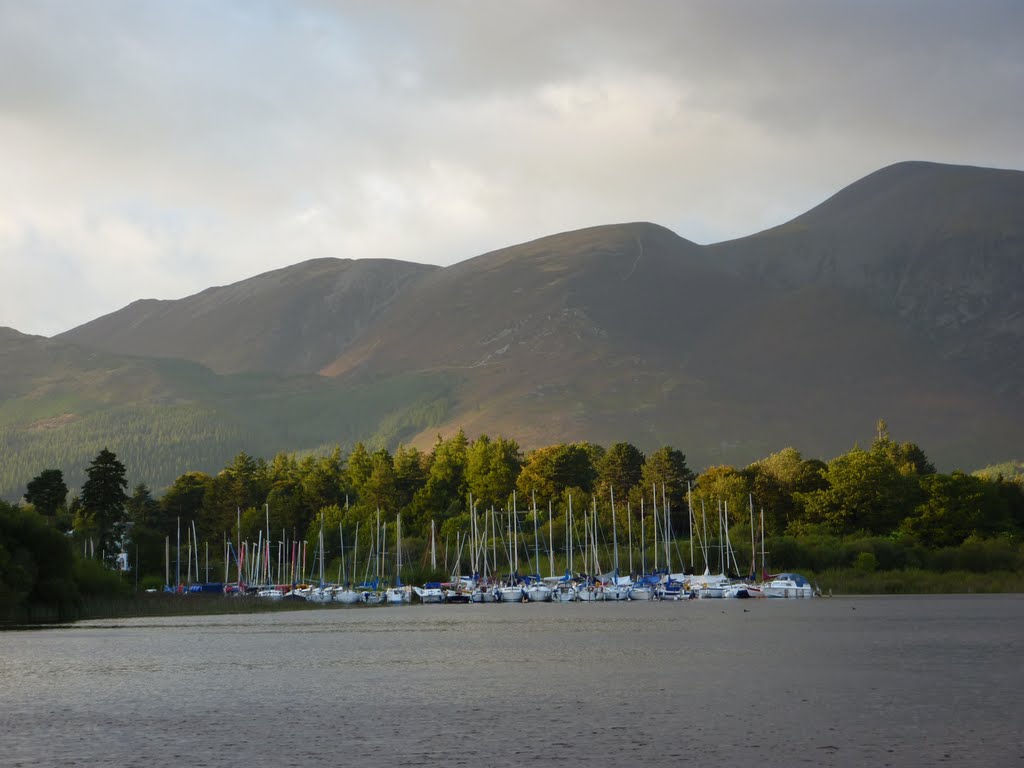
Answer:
126, 483, 161, 529
598, 443, 646, 503
24, 469, 68, 517
80, 448, 129, 564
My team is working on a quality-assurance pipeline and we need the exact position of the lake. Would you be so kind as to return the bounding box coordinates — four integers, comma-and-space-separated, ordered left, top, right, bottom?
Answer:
2, 595, 1022, 767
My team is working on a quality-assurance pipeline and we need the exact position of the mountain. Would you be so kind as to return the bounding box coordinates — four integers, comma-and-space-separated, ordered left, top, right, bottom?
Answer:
58, 258, 436, 375
2, 160, 1022, 499
706, 161, 1024, 397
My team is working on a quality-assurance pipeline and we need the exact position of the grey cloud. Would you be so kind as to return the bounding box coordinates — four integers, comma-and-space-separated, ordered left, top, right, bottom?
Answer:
0, 1, 1021, 336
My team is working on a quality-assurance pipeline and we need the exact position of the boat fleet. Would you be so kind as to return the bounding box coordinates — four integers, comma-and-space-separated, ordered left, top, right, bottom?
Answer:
193, 485, 819, 604
242, 570, 816, 604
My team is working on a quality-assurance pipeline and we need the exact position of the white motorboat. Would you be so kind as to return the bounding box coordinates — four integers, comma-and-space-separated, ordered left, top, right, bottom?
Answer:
762, 573, 815, 598
413, 584, 446, 604
723, 582, 762, 599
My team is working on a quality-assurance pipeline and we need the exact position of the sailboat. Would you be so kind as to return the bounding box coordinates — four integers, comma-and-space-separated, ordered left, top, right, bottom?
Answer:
470, 507, 498, 602
575, 502, 604, 602
385, 514, 412, 604
604, 488, 631, 601
496, 498, 525, 603
523, 494, 552, 602
359, 510, 385, 605
332, 521, 362, 604
628, 495, 656, 600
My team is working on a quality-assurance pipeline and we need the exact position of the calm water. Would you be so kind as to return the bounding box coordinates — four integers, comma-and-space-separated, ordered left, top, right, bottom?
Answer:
2, 596, 1022, 767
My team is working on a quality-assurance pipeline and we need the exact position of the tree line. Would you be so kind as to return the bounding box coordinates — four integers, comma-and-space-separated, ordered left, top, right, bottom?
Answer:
3, 420, 1023, 617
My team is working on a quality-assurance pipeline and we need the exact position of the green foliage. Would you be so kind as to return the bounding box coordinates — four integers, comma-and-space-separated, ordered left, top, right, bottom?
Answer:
465, 435, 521, 510
796, 448, 924, 535
854, 551, 878, 572
80, 448, 129, 564
73, 558, 130, 598
598, 443, 646, 503
24, 469, 68, 516
0, 500, 79, 619
901, 472, 1009, 547
517, 443, 598, 501
4, 421, 1024, 612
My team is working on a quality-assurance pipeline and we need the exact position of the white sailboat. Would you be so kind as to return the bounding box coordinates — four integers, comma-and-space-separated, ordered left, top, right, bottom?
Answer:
333, 521, 362, 604
385, 514, 412, 604
524, 495, 552, 602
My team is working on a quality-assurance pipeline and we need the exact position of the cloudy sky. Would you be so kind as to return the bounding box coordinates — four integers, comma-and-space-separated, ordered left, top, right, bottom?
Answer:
2, 1, 1022, 337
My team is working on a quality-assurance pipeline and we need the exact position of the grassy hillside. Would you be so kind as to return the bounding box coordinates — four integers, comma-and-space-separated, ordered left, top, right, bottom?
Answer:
0, 330, 456, 500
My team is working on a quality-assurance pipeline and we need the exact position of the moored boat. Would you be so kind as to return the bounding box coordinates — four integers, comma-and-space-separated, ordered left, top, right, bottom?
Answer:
413, 583, 446, 604
550, 582, 577, 602
385, 585, 412, 604
575, 582, 604, 602
497, 584, 524, 603
762, 573, 815, 599
332, 586, 362, 604
523, 580, 553, 602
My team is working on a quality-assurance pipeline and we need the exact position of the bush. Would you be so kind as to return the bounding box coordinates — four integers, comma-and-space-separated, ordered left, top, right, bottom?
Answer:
73, 559, 130, 598
140, 575, 164, 591
954, 536, 1020, 573
853, 552, 878, 572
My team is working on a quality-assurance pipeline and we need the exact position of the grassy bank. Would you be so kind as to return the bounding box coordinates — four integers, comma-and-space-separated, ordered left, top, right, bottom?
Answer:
814, 568, 1024, 595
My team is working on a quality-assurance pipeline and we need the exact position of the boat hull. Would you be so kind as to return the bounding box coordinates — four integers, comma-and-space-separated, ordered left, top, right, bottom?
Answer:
332, 589, 362, 605
603, 585, 631, 601
575, 585, 604, 602
550, 586, 576, 602
498, 586, 524, 603
524, 585, 552, 602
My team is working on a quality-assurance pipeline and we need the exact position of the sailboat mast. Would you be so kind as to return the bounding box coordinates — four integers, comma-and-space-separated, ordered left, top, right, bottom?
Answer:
652, 484, 658, 573
567, 494, 573, 575
627, 502, 633, 576
687, 483, 694, 571
662, 483, 670, 572
469, 493, 476, 575
532, 491, 539, 577
352, 522, 359, 586
339, 523, 346, 587
640, 498, 646, 574
610, 486, 619, 575
319, 514, 325, 586
760, 507, 766, 580
749, 493, 756, 579
548, 500, 554, 578
512, 491, 518, 573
